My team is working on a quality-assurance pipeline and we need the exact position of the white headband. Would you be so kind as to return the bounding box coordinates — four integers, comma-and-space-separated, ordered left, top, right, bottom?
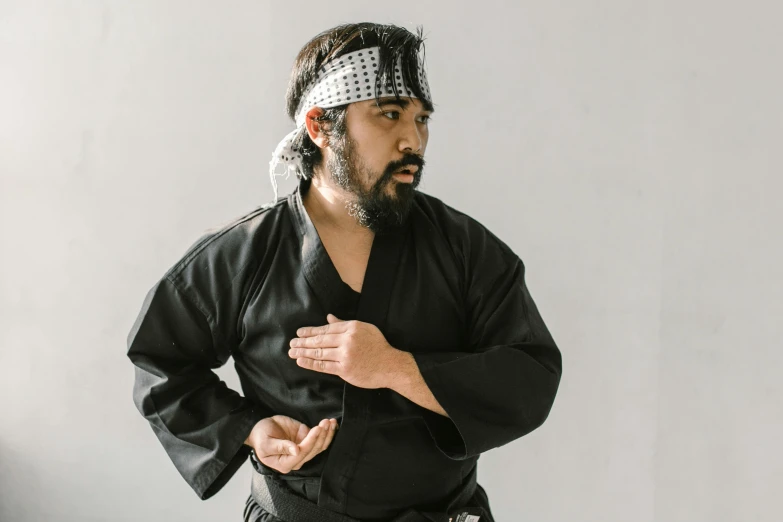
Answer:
267, 45, 431, 201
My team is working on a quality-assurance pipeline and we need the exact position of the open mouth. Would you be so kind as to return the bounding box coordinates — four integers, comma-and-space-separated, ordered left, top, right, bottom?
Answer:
394, 165, 418, 175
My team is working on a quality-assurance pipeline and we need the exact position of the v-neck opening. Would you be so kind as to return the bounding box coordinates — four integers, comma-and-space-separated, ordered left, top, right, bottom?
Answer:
289, 178, 370, 315
342, 280, 362, 297
288, 177, 411, 320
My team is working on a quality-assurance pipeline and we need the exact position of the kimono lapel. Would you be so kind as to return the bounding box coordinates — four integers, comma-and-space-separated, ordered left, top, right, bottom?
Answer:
354, 221, 408, 327
294, 176, 412, 513
321, 226, 409, 512
288, 178, 361, 316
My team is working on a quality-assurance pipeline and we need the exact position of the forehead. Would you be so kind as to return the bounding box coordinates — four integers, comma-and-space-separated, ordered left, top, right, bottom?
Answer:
356, 96, 432, 112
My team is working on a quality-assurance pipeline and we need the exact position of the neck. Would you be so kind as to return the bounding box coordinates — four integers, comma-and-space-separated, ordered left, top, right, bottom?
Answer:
302, 173, 375, 242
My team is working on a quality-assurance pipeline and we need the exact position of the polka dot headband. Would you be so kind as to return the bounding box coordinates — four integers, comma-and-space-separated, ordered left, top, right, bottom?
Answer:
268, 45, 431, 201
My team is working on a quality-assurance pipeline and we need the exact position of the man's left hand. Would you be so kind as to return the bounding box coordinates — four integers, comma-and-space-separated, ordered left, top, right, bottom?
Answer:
288, 314, 405, 389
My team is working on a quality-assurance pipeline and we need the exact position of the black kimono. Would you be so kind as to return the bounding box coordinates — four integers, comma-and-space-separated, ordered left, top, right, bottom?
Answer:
127, 177, 562, 521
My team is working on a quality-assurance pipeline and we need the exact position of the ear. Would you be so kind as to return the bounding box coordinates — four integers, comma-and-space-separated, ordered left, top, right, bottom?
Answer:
304, 106, 329, 149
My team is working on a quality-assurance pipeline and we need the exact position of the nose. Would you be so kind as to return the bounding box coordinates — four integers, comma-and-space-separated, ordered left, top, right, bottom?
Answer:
400, 120, 424, 154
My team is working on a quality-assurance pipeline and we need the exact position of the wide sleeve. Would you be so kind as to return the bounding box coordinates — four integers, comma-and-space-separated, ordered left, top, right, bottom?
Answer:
127, 275, 270, 499
411, 231, 562, 460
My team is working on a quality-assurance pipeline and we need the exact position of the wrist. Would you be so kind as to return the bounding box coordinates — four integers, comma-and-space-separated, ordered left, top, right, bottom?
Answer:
385, 348, 417, 392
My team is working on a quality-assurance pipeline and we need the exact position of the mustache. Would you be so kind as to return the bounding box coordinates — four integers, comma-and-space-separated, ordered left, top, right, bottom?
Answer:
385, 154, 425, 175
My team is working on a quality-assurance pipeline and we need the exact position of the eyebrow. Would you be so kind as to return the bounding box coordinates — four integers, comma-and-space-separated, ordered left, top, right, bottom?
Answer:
373, 97, 435, 113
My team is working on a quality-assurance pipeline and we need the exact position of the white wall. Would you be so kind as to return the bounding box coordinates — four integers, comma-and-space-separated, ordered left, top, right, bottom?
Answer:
1, 1, 781, 520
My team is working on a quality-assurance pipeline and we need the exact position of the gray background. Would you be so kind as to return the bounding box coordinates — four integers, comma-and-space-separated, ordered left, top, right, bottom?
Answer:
1, 1, 781, 521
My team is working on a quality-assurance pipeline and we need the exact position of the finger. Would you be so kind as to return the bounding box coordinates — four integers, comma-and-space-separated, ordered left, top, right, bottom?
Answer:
294, 421, 310, 444
288, 346, 340, 362
296, 422, 323, 453
318, 418, 338, 453
313, 419, 334, 448
292, 420, 330, 470
290, 333, 342, 348
296, 357, 341, 375
262, 424, 321, 472
257, 436, 299, 459
326, 314, 342, 323
290, 422, 329, 470
271, 415, 307, 441
312, 419, 332, 454
300, 419, 338, 467
312, 420, 332, 455
296, 321, 349, 338
304, 419, 336, 468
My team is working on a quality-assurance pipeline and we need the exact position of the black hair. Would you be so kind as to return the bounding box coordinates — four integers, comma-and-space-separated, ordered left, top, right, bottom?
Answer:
284, 23, 433, 179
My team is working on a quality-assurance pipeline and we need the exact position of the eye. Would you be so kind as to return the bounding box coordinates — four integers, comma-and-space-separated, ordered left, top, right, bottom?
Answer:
382, 111, 400, 120
418, 115, 432, 124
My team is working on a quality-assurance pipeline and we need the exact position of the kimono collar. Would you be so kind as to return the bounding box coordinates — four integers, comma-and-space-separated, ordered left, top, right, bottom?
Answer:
287, 178, 360, 313
288, 178, 327, 285
286, 177, 411, 313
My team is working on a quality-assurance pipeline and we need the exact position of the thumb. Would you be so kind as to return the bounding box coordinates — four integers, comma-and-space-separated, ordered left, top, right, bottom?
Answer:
327, 313, 341, 323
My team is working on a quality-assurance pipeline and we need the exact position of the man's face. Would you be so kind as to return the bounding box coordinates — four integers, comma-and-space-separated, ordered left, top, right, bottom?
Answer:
325, 96, 432, 233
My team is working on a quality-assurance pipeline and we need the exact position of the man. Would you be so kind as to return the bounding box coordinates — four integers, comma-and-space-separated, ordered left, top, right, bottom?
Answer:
127, 22, 562, 522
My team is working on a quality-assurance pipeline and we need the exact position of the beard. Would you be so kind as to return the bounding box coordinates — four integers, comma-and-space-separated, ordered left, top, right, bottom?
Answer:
325, 133, 424, 235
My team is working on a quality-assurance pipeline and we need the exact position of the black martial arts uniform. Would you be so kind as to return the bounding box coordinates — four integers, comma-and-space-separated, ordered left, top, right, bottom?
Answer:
127, 177, 562, 521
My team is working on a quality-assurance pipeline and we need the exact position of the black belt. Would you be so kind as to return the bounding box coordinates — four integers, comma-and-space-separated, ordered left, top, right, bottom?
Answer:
250, 471, 488, 522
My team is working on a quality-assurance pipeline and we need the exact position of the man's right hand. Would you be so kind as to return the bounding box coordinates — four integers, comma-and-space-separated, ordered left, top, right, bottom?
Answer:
244, 415, 338, 474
